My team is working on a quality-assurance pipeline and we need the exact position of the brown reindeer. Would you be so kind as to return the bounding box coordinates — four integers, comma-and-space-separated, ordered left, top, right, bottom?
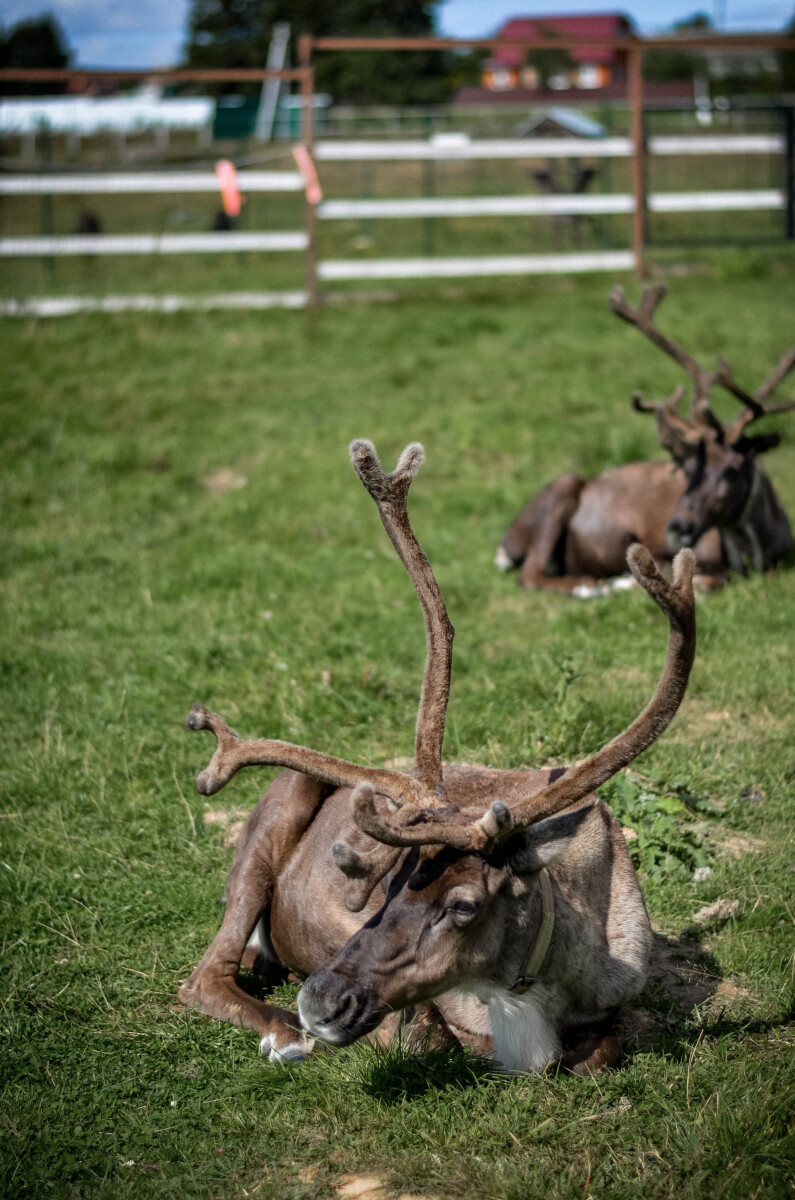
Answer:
496, 286, 795, 595
180, 439, 696, 1075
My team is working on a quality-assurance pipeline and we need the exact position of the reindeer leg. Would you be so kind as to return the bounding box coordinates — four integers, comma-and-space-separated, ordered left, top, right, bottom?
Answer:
511, 476, 613, 596
561, 1014, 622, 1075
180, 771, 328, 1064
370, 1003, 463, 1053
497, 475, 581, 580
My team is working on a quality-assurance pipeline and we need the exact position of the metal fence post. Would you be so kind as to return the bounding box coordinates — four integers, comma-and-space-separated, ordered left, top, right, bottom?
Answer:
299, 36, 319, 309
784, 106, 794, 241
628, 44, 646, 278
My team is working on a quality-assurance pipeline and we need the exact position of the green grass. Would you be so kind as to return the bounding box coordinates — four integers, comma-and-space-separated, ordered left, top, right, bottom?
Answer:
1, 268, 794, 1198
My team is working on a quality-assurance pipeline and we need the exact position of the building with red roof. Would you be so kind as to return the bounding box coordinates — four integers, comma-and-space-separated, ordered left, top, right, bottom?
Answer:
481, 12, 633, 94
453, 12, 692, 105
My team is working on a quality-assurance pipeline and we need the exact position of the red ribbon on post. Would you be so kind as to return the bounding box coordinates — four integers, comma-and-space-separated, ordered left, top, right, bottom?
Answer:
215, 160, 244, 218
292, 145, 322, 205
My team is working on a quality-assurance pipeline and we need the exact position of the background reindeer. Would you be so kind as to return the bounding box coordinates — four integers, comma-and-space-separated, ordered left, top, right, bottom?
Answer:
180, 439, 696, 1075
496, 286, 795, 595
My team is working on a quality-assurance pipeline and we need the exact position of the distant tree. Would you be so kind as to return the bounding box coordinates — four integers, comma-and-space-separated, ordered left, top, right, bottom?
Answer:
644, 12, 709, 82
779, 11, 795, 92
0, 14, 72, 94
183, 0, 453, 103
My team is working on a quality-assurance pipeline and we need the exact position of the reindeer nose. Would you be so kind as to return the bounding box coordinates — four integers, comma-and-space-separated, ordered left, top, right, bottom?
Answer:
297, 968, 378, 1046
667, 517, 697, 548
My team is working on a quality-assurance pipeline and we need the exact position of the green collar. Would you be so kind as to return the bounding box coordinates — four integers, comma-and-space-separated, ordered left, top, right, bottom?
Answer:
509, 867, 555, 995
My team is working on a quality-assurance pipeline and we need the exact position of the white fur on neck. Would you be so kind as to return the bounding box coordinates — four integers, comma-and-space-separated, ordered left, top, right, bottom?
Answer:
489, 988, 560, 1073
474, 983, 563, 1074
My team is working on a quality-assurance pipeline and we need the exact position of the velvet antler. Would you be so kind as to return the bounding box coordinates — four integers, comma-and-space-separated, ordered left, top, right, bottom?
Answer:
351, 545, 696, 852
612, 286, 795, 455
349, 439, 454, 798
187, 439, 453, 818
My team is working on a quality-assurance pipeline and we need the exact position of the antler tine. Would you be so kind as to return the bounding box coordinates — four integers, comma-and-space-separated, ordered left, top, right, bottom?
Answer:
502, 545, 695, 831
632, 385, 702, 459
611, 285, 715, 416
713, 354, 764, 416
349, 439, 454, 799
720, 348, 795, 442
754, 346, 795, 403
185, 702, 422, 804
332, 838, 402, 912
353, 546, 696, 854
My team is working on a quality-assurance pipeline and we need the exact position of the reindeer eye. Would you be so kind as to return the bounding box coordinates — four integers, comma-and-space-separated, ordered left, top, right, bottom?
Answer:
448, 898, 481, 924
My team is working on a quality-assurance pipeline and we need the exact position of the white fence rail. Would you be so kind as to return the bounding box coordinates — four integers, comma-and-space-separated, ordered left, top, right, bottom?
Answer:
317, 190, 782, 221
0, 232, 308, 257
318, 251, 636, 281
0, 171, 304, 195
313, 134, 782, 161
1, 133, 786, 309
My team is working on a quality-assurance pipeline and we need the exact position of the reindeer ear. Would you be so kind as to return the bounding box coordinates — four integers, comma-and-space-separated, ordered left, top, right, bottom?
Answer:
507, 803, 595, 874
735, 432, 781, 456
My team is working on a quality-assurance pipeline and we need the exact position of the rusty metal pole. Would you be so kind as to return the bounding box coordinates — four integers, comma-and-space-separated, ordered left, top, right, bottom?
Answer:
299, 35, 319, 310
628, 43, 646, 279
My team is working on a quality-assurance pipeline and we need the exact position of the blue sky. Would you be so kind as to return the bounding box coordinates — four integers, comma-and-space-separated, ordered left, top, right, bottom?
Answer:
2, 0, 793, 68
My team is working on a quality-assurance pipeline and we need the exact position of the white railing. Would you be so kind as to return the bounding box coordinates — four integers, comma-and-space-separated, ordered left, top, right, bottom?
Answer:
0, 133, 786, 309
313, 134, 782, 161
0, 171, 304, 195
0, 231, 308, 256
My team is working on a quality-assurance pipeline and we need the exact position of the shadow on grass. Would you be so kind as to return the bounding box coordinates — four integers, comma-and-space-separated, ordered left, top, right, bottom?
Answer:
620, 928, 794, 1064
359, 1044, 498, 1104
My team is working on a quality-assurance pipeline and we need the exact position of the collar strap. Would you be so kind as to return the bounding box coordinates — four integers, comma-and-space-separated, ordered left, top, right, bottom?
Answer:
736, 462, 761, 529
509, 867, 555, 995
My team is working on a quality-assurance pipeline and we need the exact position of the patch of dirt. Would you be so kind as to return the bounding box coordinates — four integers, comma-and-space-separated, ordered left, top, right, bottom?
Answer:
710, 831, 767, 859
335, 1176, 440, 1200
202, 467, 248, 495
383, 756, 414, 770
336, 1179, 387, 1200
619, 928, 757, 1050
203, 806, 249, 848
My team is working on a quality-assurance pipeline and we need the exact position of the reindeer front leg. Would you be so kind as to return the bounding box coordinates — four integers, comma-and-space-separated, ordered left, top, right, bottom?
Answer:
180, 857, 314, 1062
180, 772, 327, 1063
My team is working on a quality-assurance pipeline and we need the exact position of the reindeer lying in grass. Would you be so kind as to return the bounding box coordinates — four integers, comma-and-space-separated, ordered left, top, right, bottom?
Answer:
180, 439, 696, 1075
497, 286, 795, 595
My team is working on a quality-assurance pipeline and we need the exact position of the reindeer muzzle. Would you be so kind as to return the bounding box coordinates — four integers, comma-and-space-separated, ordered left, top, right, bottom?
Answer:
666, 517, 697, 549
297, 967, 385, 1047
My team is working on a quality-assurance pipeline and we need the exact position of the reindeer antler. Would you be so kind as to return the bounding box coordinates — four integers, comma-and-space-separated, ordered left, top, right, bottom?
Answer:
187, 439, 453, 817
351, 545, 696, 853
612, 286, 795, 454
349, 439, 454, 798
610, 285, 715, 417
720, 348, 795, 443
186, 703, 423, 803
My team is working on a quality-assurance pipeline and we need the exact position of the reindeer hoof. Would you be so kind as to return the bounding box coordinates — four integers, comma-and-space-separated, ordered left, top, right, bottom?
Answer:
260, 1032, 315, 1065
566, 1033, 622, 1076
572, 583, 609, 600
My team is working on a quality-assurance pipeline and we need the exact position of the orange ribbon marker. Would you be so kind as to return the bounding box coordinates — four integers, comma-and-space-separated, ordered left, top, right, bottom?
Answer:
215, 159, 244, 218
292, 145, 322, 206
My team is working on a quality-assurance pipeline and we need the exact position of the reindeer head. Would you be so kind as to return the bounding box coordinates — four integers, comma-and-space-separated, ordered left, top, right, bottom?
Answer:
611, 285, 795, 549
188, 440, 696, 1047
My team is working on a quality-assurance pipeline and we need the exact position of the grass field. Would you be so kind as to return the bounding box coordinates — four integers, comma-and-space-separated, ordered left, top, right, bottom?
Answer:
1, 265, 794, 1199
